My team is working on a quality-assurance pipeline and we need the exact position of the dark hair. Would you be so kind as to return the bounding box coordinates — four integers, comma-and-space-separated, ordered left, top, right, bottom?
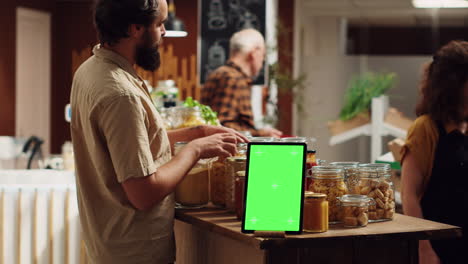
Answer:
93, 0, 159, 46
416, 40, 468, 124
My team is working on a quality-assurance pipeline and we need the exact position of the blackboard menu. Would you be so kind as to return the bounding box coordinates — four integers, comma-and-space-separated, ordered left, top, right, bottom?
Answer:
199, 0, 266, 85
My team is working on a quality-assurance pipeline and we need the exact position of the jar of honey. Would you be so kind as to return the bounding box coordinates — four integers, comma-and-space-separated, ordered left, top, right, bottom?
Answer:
303, 192, 328, 233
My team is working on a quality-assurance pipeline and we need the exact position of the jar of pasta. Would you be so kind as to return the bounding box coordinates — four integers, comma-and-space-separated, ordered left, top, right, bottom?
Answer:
303, 192, 328, 233
329, 162, 360, 194
174, 142, 209, 208
337, 194, 375, 227
225, 156, 246, 212
309, 166, 348, 224
358, 163, 395, 222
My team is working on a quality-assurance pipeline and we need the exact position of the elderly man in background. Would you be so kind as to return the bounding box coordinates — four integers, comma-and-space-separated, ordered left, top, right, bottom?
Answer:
201, 28, 283, 138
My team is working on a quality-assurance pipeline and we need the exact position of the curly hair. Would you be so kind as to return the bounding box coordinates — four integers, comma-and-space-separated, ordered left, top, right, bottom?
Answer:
416, 40, 468, 124
93, 0, 159, 46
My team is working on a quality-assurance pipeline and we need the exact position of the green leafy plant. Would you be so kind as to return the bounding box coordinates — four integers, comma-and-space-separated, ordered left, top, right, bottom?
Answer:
339, 72, 397, 121
183, 97, 218, 125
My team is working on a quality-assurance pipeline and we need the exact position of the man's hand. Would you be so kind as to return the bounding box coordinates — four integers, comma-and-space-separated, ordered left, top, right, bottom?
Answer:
200, 125, 249, 143
257, 127, 283, 138
188, 132, 238, 159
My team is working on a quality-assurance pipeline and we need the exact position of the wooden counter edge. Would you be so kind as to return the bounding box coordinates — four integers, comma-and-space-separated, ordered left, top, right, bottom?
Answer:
175, 209, 462, 250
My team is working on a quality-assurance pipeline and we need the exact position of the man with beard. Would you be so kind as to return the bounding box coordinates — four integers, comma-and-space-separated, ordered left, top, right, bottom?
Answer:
70, 0, 247, 263
201, 29, 283, 137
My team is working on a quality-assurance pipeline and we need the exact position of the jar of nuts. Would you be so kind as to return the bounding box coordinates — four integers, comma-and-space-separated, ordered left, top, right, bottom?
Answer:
358, 163, 395, 222
337, 194, 375, 227
309, 166, 348, 224
329, 162, 360, 194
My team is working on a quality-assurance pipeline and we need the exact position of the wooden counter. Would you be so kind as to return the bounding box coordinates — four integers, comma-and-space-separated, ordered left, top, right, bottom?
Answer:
174, 208, 461, 264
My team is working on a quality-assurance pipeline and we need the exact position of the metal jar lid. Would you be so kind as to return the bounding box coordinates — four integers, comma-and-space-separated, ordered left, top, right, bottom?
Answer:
304, 191, 327, 199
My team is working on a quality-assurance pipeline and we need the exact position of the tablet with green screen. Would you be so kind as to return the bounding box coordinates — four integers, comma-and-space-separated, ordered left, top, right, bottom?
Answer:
241, 142, 306, 234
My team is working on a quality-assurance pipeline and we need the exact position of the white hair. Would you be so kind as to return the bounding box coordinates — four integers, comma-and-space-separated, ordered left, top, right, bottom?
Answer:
229, 28, 265, 55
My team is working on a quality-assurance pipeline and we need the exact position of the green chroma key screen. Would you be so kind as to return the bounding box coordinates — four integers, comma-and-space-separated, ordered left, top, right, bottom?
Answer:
242, 143, 306, 234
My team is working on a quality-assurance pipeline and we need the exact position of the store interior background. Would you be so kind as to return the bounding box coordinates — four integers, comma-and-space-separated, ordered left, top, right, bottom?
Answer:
1, 0, 467, 164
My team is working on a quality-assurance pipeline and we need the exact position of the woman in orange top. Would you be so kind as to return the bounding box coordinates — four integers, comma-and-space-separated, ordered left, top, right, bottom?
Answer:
401, 40, 468, 264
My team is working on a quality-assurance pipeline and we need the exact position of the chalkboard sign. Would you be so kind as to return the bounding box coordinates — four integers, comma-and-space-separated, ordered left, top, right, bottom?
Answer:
199, 0, 266, 85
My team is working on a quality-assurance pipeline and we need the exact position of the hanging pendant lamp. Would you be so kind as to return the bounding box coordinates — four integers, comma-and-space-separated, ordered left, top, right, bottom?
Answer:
164, 0, 188, 37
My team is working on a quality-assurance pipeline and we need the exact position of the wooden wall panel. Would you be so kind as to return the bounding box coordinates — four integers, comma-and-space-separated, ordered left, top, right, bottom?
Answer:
52, 1, 97, 153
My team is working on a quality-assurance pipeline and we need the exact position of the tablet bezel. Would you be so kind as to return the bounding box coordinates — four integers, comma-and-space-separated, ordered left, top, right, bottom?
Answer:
241, 142, 306, 234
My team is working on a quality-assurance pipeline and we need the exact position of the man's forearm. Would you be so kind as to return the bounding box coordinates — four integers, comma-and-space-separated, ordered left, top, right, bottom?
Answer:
167, 126, 204, 147
122, 143, 201, 210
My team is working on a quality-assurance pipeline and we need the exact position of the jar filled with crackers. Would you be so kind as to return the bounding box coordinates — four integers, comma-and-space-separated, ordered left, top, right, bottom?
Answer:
337, 194, 375, 227
309, 166, 348, 224
329, 162, 360, 194
357, 163, 395, 222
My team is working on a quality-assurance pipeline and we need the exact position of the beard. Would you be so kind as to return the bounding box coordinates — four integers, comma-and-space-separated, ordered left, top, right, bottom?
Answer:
135, 30, 161, 71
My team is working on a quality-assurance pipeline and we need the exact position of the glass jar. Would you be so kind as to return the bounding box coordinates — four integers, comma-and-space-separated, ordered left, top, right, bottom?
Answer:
209, 158, 226, 207
309, 166, 348, 224
303, 192, 328, 233
337, 194, 375, 227
358, 163, 395, 222
236, 142, 247, 157
248, 137, 276, 142
61, 141, 75, 171
174, 142, 209, 208
171, 106, 206, 129
234, 171, 246, 220
329, 162, 360, 194
305, 150, 317, 190
280, 137, 307, 143
225, 156, 246, 212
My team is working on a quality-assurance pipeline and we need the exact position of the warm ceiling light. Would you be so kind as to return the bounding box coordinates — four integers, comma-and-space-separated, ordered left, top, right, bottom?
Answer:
164, 0, 188, 37
412, 0, 468, 8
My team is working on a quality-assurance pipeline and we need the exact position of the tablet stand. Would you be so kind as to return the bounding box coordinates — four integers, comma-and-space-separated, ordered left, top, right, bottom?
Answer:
253, 231, 286, 238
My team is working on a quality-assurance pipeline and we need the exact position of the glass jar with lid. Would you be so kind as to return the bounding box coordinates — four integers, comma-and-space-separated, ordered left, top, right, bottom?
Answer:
248, 137, 277, 142
305, 150, 317, 190
173, 142, 210, 208
234, 171, 246, 220
309, 166, 348, 224
303, 192, 328, 233
210, 158, 226, 207
171, 106, 206, 129
209, 142, 247, 208
225, 156, 246, 212
329, 162, 360, 194
358, 163, 395, 222
337, 194, 375, 227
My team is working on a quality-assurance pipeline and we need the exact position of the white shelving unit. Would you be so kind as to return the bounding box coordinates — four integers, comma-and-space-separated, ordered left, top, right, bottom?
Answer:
329, 95, 407, 162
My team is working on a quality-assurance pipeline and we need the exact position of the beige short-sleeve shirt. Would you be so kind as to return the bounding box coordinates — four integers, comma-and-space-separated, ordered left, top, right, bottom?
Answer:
70, 45, 174, 264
